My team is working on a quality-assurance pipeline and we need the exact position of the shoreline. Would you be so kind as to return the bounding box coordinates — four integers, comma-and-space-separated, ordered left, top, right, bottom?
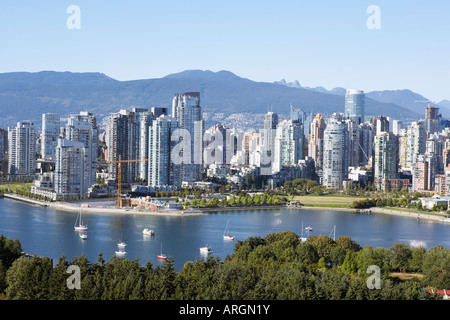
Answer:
2, 194, 203, 216
300, 205, 450, 224
2, 193, 450, 224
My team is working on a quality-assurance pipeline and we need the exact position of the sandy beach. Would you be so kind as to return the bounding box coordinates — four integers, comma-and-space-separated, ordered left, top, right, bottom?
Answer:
2, 193, 203, 216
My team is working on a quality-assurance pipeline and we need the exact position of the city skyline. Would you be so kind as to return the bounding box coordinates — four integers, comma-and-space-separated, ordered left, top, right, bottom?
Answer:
0, 1, 449, 102
2, 1, 450, 306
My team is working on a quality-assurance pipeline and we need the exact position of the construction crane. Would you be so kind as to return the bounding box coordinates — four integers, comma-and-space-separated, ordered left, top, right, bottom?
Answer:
414, 100, 437, 108
106, 155, 151, 207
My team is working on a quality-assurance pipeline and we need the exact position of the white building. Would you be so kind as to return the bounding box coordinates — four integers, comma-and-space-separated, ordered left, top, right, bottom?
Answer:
65, 112, 98, 189
148, 115, 181, 188
172, 92, 204, 182
41, 113, 60, 160
8, 121, 36, 177
272, 119, 304, 174
54, 139, 91, 199
322, 113, 349, 189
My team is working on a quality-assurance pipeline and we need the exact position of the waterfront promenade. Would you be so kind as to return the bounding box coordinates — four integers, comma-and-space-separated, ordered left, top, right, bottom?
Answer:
1, 192, 450, 224
1, 193, 203, 216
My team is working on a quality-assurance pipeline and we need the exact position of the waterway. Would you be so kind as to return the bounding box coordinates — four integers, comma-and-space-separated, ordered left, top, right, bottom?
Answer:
0, 198, 449, 271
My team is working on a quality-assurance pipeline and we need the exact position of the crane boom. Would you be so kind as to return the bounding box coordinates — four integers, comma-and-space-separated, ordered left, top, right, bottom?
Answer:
105, 155, 152, 207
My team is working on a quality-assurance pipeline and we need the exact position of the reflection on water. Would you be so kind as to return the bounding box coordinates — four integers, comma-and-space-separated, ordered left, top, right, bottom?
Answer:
0, 199, 449, 271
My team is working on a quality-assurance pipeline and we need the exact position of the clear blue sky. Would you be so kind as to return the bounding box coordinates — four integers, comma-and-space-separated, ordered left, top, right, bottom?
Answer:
0, 0, 449, 101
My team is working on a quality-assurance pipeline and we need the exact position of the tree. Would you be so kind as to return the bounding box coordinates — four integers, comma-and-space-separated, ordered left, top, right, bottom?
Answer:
409, 246, 426, 273
336, 236, 362, 253
330, 246, 347, 266
342, 251, 358, 274
422, 245, 449, 271
307, 235, 336, 263
389, 243, 412, 273
296, 242, 319, 265
48, 255, 73, 300
158, 258, 177, 299
6, 255, 53, 299
0, 235, 22, 270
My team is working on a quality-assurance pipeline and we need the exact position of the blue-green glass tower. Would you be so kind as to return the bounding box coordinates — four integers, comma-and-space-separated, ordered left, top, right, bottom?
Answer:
344, 89, 365, 124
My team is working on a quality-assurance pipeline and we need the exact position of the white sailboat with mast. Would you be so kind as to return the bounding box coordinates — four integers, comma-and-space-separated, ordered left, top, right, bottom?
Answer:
299, 221, 308, 243
74, 211, 88, 231
223, 219, 234, 240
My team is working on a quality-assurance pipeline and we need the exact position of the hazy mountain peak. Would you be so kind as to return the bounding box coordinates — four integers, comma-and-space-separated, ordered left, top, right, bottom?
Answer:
274, 79, 301, 88
0, 70, 118, 86
163, 69, 242, 81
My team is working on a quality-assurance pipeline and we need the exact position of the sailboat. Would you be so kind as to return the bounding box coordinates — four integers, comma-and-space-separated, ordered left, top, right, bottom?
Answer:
117, 233, 127, 249
74, 211, 88, 231
157, 243, 166, 260
329, 225, 336, 241
223, 220, 234, 240
299, 221, 308, 243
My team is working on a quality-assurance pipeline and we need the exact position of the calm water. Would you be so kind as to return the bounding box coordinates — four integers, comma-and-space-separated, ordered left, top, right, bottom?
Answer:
0, 198, 449, 271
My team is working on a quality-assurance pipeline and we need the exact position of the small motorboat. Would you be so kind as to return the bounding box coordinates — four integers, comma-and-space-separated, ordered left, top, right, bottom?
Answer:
142, 228, 155, 236
200, 245, 212, 254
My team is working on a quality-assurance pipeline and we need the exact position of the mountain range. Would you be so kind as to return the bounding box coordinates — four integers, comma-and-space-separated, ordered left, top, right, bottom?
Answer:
280, 79, 450, 118
0, 69, 443, 130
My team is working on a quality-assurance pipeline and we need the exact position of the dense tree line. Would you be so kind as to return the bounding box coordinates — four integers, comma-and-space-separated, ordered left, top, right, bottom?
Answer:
0, 232, 448, 300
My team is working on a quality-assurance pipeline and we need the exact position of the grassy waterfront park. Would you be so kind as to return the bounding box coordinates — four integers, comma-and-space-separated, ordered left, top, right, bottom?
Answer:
1, 180, 450, 221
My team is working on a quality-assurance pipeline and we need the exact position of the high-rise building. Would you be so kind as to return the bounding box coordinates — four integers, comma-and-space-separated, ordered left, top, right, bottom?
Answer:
262, 112, 279, 175
405, 121, 426, 170
323, 113, 349, 189
290, 105, 311, 139
204, 123, 230, 165
425, 103, 441, 135
308, 113, 326, 170
65, 111, 98, 188
172, 92, 203, 182
54, 139, 90, 198
371, 116, 390, 136
412, 154, 439, 193
358, 122, 374, 166
106, 109, 141, 185
41, 113, 60, 160
8, 121, 36, 177
398, 134, 407, 170
148, 115, 181, 188
392, 120, 403, 135
344, 89, 365, 124
138, 107, 168, 181
346, 120, 361, 167
0, 128, 7, 161
374, 132, 399, 190
272, 119, 304, 174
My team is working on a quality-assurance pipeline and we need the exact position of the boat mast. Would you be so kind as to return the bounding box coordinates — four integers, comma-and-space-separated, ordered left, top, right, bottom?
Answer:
329, 225, 336, 241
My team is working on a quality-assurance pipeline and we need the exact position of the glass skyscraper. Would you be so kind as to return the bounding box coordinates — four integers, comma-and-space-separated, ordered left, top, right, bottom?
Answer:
344, 89, 365, 124
172, 92, 203, 182
41, 113, 60, 160
323, 113, 349, 189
